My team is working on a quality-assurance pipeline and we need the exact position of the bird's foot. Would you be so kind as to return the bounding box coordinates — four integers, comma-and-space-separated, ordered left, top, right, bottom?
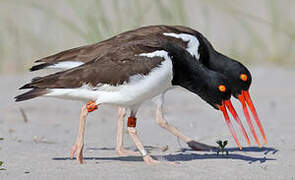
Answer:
167, 161, 180, 165
143, 155, 160, 165
116, 147, 140, 156
70, 143, 85, 164
187, 140, 218, 151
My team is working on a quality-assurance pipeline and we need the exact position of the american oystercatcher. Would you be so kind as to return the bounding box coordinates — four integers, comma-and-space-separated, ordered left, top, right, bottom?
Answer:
29, 25, 266, 151
16, 40, 238, 164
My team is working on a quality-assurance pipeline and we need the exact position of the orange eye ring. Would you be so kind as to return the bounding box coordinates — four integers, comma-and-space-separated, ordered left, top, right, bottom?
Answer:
218, 85, 226, 92
240, 74, 248, 81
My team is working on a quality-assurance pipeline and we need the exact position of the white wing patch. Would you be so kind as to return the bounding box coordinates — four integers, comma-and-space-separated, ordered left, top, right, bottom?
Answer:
47, 61, 84, 70
139, 50, 169, 59
163, 32, 200, 59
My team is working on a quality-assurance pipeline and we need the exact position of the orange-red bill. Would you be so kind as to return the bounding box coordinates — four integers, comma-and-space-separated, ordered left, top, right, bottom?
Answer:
224, 100, 250, 146
238, 93, 261, 147
242, 90, 268, 144
218, 101, 242, 150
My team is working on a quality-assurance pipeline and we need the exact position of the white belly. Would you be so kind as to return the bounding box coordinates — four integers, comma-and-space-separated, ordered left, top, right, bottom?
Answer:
95, 56, 173, 106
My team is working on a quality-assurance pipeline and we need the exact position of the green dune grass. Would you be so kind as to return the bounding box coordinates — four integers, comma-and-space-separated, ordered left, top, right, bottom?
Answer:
0, 0, 294, 74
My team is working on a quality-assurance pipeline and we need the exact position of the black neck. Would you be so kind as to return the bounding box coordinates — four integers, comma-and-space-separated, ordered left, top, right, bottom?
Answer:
194, 30, 244, 75
164, 43, 213, 94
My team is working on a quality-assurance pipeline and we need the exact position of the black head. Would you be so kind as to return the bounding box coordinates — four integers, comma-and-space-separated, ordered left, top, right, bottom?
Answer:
196, 70, 232, 109
192, 31, 252, 98
163, 43, 231, 109
216, 54, 252, 98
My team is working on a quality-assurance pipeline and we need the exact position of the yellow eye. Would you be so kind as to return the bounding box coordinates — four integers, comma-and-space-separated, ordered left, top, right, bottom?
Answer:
218, 85, 226, 92
240, 74, 248, 81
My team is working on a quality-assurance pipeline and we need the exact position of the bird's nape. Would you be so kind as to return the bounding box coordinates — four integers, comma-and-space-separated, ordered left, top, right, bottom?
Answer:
238, 90, 267, 146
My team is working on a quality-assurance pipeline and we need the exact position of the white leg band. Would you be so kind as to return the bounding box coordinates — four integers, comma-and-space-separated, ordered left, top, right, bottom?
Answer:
140, 149, 147, 156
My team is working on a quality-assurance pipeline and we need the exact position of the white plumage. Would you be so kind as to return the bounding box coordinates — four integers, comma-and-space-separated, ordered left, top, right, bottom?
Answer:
47, 61, 85, 70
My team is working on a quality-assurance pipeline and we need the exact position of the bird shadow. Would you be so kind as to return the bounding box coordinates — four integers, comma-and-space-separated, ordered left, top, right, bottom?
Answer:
52, 146, 277, 164
160, 152, 275, 164
181, 146, 279, 155
86, 145, 163, 151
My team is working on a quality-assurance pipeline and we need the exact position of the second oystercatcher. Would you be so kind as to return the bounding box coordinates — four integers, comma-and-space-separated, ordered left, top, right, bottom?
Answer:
16, 41, 239, 164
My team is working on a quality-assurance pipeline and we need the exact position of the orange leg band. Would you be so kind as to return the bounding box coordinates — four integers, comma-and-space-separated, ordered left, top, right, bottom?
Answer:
86, 101, 98, 112
127, 117, 137, 127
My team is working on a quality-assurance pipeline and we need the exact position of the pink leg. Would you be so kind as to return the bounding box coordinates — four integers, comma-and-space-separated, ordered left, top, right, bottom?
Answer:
116, 107, 140, 156
154, 94, 217, 151
70, 105, 88, 164
127, 126, 160, 165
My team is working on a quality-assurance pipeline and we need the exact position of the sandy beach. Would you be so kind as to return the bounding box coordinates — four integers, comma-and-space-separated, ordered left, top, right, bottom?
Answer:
0, 66, 294, 179
1, 0, 295, 179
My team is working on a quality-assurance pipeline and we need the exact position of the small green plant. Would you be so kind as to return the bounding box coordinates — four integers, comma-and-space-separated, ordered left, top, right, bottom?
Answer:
0, 161, 6, 170
216, 140, 229, 155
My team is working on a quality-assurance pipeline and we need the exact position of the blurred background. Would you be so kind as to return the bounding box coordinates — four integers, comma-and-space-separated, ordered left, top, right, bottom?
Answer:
1, 2, 295, 178
0, 0, 294, 74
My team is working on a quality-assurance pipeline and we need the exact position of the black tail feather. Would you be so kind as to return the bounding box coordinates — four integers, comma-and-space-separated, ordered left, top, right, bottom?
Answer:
35, 59, 42, 63
19, 77, 42, 90
15, 89, 48, 102
30, 63, 52, 71
19, 83, 33, 90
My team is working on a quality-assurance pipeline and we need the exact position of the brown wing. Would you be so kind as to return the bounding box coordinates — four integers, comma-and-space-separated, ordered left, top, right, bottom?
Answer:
34, 41, 112, 64
22, 41, 167, 89
34, 25, 189, 65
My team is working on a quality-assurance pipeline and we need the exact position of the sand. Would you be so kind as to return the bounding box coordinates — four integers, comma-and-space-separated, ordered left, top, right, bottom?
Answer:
0, 66, 294, 180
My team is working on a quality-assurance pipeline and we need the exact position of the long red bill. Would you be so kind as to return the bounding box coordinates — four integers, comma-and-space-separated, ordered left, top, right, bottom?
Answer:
242, 90, 267, 144
238, 93, 261, 147
218, 101, 242, 150
224, 100, 250, 146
